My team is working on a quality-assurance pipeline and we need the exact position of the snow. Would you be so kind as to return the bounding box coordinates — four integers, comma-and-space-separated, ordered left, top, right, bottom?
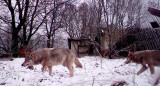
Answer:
0, 56, 160, 86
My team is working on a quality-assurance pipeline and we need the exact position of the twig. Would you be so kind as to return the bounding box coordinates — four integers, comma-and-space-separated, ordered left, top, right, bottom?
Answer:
92, 77, 95, 86
91, 41, 117, 79
92, 41, 103, 68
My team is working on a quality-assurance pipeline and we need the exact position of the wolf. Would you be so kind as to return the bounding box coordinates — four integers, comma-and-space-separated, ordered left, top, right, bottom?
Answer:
22, 48, 82, 77
153, 72, 160, 86
125, 50, 160, 75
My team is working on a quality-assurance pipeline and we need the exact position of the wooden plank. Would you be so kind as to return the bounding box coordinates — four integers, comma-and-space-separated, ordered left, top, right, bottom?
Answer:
148, 7, 160, 17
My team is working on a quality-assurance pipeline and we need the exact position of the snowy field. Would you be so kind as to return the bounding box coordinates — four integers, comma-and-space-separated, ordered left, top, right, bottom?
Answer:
0, 56, 160, 86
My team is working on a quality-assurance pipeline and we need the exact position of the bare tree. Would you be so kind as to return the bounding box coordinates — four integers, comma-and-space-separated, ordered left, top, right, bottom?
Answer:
19, 0, 57, 47
18, 0, 41, 48
0, 0, 71, 56
100, 0, 143, 58
0, 0, 144, 58
78, 2, 89, 38
148, 0, 160, 9
0, 0, 56, 56
42, 0, 68, 48
63, 2, 102, 40
0, 0, 29, 57
0, 27, 12, 55
62, 3, 81, 39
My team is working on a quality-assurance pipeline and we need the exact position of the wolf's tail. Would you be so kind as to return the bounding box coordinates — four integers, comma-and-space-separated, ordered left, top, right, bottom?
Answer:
74, 57, 82, 68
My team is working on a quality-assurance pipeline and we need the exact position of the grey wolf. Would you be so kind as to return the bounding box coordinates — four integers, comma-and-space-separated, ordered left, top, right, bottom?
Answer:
22, 48, 82, 77
125, 50, 160, 75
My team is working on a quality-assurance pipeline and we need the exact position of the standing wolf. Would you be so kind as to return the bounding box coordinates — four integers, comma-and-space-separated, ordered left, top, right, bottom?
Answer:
125, 50, 160, 75
22, 48, 82, 77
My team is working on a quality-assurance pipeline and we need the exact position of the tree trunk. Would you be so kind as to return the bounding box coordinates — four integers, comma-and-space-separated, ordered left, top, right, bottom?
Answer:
47, 36, 51, 48
11, 30, 19, 57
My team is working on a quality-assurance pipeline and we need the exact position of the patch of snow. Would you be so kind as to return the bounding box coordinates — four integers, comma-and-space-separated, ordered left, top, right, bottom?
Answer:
0, 56, 160, 86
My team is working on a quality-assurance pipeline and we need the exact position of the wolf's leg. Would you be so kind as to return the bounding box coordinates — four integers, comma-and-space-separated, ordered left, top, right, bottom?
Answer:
48, 66, 52, 76
154, 75, 160, 86
148, 64, 154, 74
69, 66, 74, 77
124, 58, 131, 64
137, 64, 147, 75
41, 66, 44, 71
41, 59, 48, 72
67, 64, 74, 77
42, 65, 48, 72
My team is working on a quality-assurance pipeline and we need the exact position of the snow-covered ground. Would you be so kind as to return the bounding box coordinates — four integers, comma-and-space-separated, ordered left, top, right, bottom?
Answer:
0, 56, 160, 86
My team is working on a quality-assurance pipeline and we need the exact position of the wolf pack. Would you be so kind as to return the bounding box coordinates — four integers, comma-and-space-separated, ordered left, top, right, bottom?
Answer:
21, 48, 160, 85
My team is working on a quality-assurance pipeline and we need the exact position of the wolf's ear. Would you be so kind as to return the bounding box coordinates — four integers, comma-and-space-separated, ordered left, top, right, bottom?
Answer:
26, 50, 30, 55
25, 48, 31, 56
31, 53, 36, 60
128, 51, 134, 58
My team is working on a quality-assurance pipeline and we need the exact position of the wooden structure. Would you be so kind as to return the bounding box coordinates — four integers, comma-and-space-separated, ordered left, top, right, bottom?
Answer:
68, 38, 91, 57
18, 46, 25, 57
68, 28, 126, 57
101, 28, 126, 56
18, 46, 31, 57
107, 7, 160, 58
148, 7, 160, 17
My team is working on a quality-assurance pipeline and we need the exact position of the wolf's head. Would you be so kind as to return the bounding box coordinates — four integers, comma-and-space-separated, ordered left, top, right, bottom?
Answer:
128, 51, 134, 58
21, 51, 36, 67
125, 51, 134, 64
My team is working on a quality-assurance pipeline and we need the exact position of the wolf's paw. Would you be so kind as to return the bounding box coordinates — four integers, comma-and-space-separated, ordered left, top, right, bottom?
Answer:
70, 74, 74, 77
41, 67, 47, 72
27, 66, 34, 70
49, 73, 53, 76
